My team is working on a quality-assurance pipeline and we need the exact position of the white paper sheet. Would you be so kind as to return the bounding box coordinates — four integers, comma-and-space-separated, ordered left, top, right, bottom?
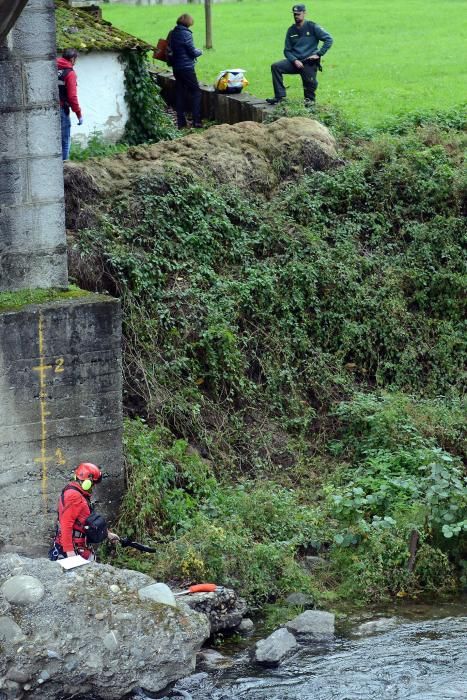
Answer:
58, 555, 90, 570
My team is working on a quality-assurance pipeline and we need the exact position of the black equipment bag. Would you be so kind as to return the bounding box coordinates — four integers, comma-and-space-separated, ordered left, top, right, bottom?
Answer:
83, 511, 108, 544
60, 484, 108, 544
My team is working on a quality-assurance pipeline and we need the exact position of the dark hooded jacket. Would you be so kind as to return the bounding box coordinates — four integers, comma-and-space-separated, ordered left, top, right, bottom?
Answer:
170, 23, 202, 71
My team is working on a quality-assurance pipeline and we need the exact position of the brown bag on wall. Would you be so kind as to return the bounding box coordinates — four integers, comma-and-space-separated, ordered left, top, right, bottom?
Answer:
153, 37, 168, 62
153, 31, 173, 64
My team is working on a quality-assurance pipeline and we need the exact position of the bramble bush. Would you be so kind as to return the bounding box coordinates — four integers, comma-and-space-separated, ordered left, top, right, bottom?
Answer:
115, 419, 318, 604
73, 111, 466, 603
322, 393, 466, 601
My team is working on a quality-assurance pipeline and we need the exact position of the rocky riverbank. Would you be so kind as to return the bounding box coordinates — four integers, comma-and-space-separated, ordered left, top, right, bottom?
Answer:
0, 554, 211, 700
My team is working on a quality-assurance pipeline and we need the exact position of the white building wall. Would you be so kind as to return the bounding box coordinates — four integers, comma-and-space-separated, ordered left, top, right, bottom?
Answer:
70, 52, 128, 145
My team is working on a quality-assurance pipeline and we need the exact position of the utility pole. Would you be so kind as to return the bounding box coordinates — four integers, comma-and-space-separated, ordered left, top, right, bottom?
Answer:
204, 0, 213, 49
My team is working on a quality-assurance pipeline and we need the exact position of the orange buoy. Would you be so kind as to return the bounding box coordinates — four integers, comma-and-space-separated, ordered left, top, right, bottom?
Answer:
188, 583, 217, 593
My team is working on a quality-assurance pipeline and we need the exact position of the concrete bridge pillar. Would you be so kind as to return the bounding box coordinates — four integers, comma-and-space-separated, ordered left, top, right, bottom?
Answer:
0, 1, 124, 555
0, 0, 68, 291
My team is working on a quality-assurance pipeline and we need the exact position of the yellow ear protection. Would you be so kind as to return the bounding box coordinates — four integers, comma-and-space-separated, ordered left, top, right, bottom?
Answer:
73, 474, 93, 491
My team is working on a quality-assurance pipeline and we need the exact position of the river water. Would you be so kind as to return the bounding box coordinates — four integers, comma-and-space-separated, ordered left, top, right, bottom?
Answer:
144, 601, 467, 700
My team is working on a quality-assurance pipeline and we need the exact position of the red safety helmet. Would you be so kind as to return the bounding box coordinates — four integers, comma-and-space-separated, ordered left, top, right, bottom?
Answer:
74, 462, 103, 485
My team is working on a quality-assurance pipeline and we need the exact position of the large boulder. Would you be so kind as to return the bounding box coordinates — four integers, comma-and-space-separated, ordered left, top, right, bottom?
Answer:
178, 585, 247, 634
64, 117, 339, 232
0, 554, 210, 700
285, 609, 335, 638
254, 627, 297, 666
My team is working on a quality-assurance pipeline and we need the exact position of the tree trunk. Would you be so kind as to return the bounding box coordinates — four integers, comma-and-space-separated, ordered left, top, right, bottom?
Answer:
205, 0, 213, 50
407, 529, 419, 573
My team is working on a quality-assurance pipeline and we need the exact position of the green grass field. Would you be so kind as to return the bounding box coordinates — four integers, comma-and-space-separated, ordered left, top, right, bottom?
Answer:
103, 0, 467, 126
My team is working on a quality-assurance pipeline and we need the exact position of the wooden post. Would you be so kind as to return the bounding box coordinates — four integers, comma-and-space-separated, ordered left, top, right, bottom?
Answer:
205, 0, 213, 49
407, 529, 419, 572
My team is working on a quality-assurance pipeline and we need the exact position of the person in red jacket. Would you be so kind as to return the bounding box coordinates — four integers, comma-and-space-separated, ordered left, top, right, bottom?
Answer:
50, 463, 118, 560
57, 48, 83, 160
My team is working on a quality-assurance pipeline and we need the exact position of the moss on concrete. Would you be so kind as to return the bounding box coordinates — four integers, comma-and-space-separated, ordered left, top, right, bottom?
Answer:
55, 1, 152, 53
0, 286, 92, 312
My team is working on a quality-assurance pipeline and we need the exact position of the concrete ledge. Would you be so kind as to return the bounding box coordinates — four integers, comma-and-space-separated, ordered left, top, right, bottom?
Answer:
0, 296, 123, 554
150, 66, 275, 125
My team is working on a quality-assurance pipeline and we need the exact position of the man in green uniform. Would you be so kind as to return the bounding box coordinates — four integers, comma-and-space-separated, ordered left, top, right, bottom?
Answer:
267, 4, 333, 105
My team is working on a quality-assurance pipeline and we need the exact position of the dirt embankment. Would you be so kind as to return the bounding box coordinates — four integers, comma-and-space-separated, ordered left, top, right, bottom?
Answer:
64, 117, 339, 231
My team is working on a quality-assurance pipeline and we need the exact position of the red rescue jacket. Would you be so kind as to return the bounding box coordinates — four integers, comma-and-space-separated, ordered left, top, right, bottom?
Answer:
57, 57, 82, 118
55, 482, 91, 556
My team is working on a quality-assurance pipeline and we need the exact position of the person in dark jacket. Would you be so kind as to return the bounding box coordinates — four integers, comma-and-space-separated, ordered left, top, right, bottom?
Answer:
57, 48, 83, 160
170, 14, 203, 129
267, 4, 333, 105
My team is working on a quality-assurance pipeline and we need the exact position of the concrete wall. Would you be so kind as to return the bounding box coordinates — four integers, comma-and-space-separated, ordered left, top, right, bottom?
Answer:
152, 66, 273, 125
0, 296, 123, 557
0, 0, 68, 292
72, 52, 129, 145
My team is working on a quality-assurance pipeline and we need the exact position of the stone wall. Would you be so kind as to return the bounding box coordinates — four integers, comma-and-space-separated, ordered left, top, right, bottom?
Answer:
0, 0, 67, 292
151, 66, 273, 125
0, 295, 123, 557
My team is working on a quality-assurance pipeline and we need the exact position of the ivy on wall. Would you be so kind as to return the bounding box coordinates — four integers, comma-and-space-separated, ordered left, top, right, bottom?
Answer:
121, 50, 176, 145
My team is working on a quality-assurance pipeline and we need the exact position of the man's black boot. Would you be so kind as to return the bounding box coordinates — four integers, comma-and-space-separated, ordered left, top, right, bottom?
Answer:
266, 97, 284, 105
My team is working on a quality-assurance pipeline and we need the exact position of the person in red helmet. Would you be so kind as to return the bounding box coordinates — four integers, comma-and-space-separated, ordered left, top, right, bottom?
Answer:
49, 462, 119, 561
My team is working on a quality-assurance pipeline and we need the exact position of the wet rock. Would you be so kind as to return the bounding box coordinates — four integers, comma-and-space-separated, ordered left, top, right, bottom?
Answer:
180, 586, 247, 633
255, 627, 297, 666
237, 617, 254, 634
355, 617, 400, 636
286, 609, 335, 638
197, 648, 234, 670
174, 672, 209, 690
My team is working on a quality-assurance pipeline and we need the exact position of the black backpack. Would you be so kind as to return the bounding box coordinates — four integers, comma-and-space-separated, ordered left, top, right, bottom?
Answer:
61, 485, 108, 544
83, 511, 108, 544
166, 30, 174, 67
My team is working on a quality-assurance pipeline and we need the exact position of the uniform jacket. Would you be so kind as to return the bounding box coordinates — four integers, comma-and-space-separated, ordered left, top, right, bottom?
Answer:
55, 482, 91, 553
170, 24, 202, 71
57, 57, 82, 118
284, 20, 333, 63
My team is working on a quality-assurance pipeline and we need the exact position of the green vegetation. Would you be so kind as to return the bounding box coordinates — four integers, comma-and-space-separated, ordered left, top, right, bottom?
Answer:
74, 108, 466, 607
102, 0, 467, 126
0, 286, 91, 312
70, 131, 129, 161
121, 51, 177, 145
116, 420, 316, 604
